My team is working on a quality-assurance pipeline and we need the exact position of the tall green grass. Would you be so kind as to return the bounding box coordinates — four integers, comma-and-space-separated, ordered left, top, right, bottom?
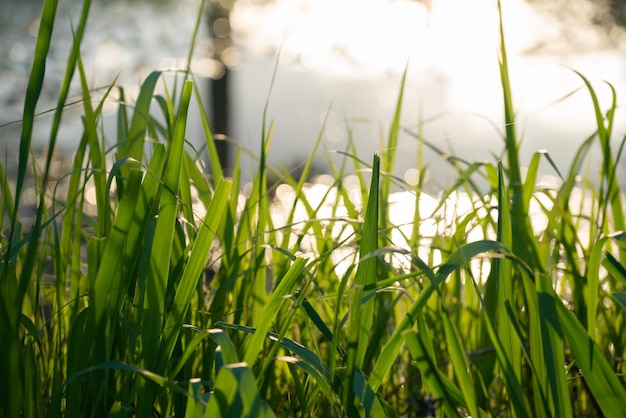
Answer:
1, 0, 626, 416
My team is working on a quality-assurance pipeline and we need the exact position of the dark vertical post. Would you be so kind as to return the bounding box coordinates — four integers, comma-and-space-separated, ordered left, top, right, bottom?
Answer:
210, 64, 229, 170
207, 0, 234, 172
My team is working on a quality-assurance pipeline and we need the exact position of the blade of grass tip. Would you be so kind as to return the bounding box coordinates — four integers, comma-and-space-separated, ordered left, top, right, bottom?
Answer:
380, 64, 407, 230
183, 0, 206, 79
192, 82, 223, 183
208, 328, 240, 366
157, 178, 232, 371
429, 161, 484, 216
497, 0, 544, 272
277, 105, 332, 252
521, 151, 544, 217
345, 154, 380, 414
115, 83, 128, 131
572, 72, 621, 228
181, 147, 214, 222
76, 52, 116, 238
118, 71, 161, 180
554, 296, 626, 416
496, 0, 521, 187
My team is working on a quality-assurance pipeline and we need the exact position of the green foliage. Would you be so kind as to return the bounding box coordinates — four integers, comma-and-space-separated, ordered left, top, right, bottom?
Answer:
1, 0, 626, 416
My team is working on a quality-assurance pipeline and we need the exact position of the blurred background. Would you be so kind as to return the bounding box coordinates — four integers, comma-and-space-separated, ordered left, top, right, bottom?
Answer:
2, 0, 626, 187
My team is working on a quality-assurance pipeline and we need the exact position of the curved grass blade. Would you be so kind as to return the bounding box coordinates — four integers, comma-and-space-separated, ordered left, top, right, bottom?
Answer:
217, 322, 341, 403
441, 312, 480, 418
369, 239, 514, 392
13, 0, 59, 218
555, 297, 626, 416
404, 330, 465, 417
204, 363, 276, 418
242, 257, 307, 366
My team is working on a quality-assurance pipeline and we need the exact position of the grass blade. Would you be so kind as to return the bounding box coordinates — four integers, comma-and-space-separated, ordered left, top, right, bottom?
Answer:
158, 178, 232, 370
242, 257, 307, 366
346, 154, 380, 413
555, 297, 626, 416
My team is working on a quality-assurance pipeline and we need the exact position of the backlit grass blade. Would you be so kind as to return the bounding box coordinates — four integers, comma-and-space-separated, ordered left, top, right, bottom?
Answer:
351, 367, 386, 418
218, 322, 341, 406
496, 0, 543, 272
476, 285, 532, 417
275, 356, 336, 405
554, 296, 626, 416
441, 310, 480, 418
496, 0, 520, 187
380, 65, 407, 233
204, 363, 276, 418
345, 154, 380, 414
119, 70, 162, 168
0, 162, 14, 225
535, 274, 572, 417
369, 240, 514, 391
184, 378, 205, 418
12, 0, 58, 219
16, 0, 93, 325
588, 235, 612, 338
137, 80, 195, 416
192, 82, 223, 183
573, 70, 625, 256
90, 165, 145, 337
495, 162, 523, 387
603, 253, 626, 287
157, 178, 232, 371
208, 328, 241, 366
404, 330, 464, 417
242, 257, 307, 366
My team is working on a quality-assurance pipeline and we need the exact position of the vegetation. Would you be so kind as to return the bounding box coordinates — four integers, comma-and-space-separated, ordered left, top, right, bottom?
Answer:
2, 0, 626, 416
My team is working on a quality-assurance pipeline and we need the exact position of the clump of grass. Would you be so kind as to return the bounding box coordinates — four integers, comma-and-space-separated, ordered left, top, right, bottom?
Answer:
1, 0, 626, 416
